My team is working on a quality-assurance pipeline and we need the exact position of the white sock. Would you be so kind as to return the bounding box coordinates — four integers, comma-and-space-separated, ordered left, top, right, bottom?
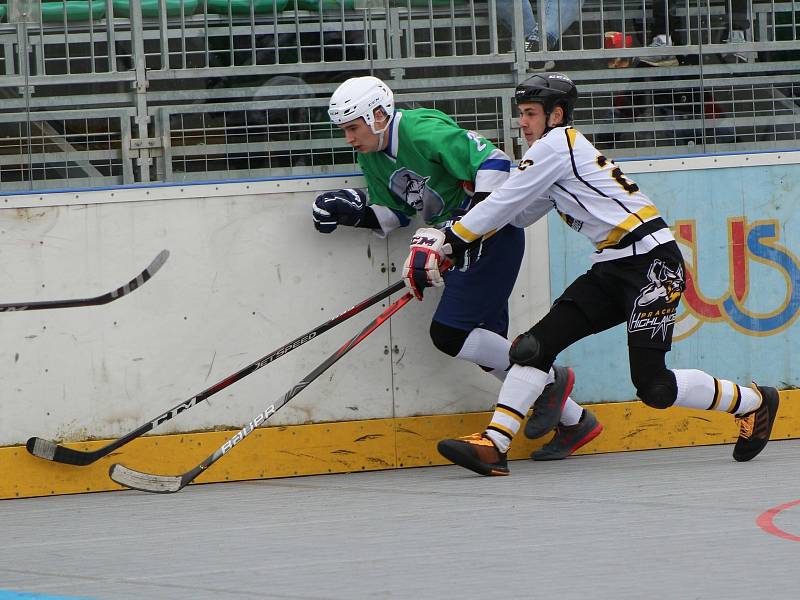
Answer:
560, 399, 584, 426
455, 327, 511, 370
672, 368, 761, 415
455, 327, 513, 382
455, 329, 584, 402
485, 365, 548, 453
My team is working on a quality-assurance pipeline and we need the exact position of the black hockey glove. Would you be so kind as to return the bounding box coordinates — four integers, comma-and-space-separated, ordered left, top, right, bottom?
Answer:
442, 226, 481, 271
468, 191, 491, 209
312, 188, 369, 233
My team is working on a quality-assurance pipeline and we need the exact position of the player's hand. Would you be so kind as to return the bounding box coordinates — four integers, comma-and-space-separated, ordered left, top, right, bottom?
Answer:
402, 228, 450, 300
458, 238, 483, 271
441, 216, 482, 272
312, 188, 367, 233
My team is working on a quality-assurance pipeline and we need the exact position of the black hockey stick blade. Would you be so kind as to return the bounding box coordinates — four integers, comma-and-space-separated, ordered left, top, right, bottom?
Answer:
109, 291, 415, 493
27, 278, 406, 466
25, 436, 99, 466
0, 249, 169, 312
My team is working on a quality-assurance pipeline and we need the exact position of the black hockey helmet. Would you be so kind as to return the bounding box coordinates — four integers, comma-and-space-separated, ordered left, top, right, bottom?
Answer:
514, 73, 578, 124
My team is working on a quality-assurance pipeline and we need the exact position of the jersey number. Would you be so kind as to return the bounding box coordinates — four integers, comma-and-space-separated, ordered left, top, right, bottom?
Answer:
598, 154, 639, 193
466, 131, 487, 152
611, 166, 639, 193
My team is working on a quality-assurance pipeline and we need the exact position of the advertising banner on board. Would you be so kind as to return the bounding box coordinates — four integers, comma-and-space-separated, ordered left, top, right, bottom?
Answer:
549, 161, 799, 403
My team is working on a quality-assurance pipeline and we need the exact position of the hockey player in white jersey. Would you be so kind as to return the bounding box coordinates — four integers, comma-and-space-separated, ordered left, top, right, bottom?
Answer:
402, 72, 779, 476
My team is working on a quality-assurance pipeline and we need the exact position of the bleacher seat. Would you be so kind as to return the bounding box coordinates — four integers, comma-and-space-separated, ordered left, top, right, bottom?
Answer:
40, 0, 106, 21
112, 0, 200, 17
205, 0, 288, 15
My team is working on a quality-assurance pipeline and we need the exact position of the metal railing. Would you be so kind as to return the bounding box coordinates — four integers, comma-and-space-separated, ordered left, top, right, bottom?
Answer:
0, 0, 797, 191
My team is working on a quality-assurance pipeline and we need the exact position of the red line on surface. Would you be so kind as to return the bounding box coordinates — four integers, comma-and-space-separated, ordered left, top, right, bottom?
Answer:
756, 499, 800, 542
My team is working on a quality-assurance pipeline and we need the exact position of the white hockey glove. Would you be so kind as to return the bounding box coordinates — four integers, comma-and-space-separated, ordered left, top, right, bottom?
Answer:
402, 228, 450, 300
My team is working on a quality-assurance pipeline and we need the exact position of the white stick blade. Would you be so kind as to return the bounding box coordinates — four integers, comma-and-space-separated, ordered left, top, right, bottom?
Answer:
109, 464, 183, 494
28, 437, 58, 460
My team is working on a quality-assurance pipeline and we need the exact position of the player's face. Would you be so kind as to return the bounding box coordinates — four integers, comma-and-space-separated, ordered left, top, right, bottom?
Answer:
339, 118, 381, 152
338, 110, 389, 153
517, 102, 549, 144
517, 102, 565, 144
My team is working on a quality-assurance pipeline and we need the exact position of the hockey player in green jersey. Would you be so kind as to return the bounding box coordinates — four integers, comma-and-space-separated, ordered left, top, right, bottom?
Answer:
313, 76, 600, 451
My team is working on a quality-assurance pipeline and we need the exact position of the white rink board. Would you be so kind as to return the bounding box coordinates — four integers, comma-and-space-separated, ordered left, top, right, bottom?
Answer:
0, 178, 549, 446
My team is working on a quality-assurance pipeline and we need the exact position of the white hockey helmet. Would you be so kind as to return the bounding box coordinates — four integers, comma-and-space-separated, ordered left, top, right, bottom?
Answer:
328, 76, 395, 134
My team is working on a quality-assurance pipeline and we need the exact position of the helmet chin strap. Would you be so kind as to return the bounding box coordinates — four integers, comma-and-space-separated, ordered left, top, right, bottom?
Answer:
543, 108, 566, 135
542, 109, 555, 135
370, 114, 392, 150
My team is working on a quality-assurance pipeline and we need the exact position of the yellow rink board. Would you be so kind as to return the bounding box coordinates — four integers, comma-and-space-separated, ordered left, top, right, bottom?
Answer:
2, 391, 798, 499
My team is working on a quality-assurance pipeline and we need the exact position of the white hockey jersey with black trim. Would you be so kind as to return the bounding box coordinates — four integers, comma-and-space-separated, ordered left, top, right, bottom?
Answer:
453, 126, 675, 262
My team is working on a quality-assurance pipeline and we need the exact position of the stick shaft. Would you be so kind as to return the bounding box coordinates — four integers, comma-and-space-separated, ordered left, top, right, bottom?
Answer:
110, 291, 414, 493
27, 278, 406, 465
0, 250, 169, 312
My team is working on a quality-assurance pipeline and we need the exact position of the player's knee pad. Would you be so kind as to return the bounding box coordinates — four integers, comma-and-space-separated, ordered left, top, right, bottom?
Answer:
429, 320, 470, 358
636, 370, 678, 410
508, 330, 555, 372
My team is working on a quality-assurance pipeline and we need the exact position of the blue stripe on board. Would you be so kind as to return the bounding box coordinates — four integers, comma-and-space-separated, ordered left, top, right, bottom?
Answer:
2, 147, 798, 197
0, 592, 95, 600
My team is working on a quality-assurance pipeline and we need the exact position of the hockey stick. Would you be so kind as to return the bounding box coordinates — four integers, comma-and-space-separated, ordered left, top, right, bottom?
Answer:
0, 250, 169, 312
109, 290, 415, 493
26, 279, 406, 466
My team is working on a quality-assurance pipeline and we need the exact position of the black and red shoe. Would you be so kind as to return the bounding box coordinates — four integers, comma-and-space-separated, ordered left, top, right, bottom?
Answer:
531, 409, 603, 461
524, 365, 575, 439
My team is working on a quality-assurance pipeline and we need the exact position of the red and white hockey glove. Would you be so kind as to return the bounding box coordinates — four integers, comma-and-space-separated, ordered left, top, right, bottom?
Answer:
402, 228, 450, 300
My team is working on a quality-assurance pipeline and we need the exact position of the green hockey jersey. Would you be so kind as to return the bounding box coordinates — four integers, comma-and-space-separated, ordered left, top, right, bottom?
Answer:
357, 108, 510, 231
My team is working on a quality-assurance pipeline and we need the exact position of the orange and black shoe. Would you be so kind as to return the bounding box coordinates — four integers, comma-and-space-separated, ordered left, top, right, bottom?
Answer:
437, 433, 509, 476
733, 385, 779, 462
531, 409, 603, 461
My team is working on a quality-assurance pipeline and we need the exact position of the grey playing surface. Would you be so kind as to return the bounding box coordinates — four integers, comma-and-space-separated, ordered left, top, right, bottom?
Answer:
2, 440, 799, 600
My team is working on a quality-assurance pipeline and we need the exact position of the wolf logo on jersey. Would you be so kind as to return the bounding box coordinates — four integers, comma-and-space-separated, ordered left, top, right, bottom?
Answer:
638, 259, 684, 306
389, 168, 445, 221
402, 173, 429, 210
629, 259, 685, 340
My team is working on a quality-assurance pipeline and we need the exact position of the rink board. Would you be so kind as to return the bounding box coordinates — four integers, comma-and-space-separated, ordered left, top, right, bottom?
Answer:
1, 391, 798, 499
2, 152, 799, 500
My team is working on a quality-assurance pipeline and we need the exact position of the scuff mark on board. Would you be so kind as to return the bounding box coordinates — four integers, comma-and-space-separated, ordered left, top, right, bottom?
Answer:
688, 415, 713, 424
622, 427, 647, 439
395, 347, 406, 364
396, 426, 422, 437
205, 351, 217, 382
278, 450, 318, 460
